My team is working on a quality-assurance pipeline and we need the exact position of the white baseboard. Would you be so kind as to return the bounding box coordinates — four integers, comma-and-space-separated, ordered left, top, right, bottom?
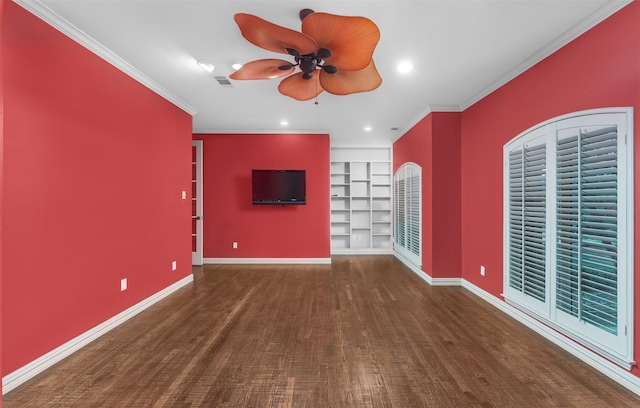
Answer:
393, 252, 462, 286
7, 262, 640, 398
392, 252, 640, 397
460, 279, 640, 398
430, 277, 463, 286
331, 248, 394, 255
2, 274, 194, 395
203, 258, 331, 265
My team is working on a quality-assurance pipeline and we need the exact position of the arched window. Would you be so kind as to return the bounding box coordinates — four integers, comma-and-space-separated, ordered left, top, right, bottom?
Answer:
394, 162, 421, 267
504, 108, 634, 368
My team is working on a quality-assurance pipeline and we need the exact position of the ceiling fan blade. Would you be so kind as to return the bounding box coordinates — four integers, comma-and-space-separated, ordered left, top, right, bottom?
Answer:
229, 59, 295, 80
278, 72, 324, 101
234, 13, 318, 55
319, 60, 382, 95
302, 13, 380, 71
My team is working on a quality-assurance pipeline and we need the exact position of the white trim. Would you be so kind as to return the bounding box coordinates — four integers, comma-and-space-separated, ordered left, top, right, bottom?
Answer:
393, 163, 422, 266
431, 277, 463, 287
391, 0, 631, 144
13, 0, 198, 116
506, 107, 634, 147
459, 0, 632, 110
394, 252, 462, 287
203, 258, 332, 265
192, 140, 204, 266
460, 279, 640, 397
503, 107, 634, 367
391, 105, 463, 143
395, 251, 428, 280
329, 143, 393, 149
392, 256, 640, 396
391, 106, 432, 144
331, 248, 393, 255
2, 274, 194, 395
193, 129, 331, 135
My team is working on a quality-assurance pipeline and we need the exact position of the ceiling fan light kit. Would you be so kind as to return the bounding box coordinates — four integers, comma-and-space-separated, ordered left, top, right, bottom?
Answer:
230, 9, 382, 101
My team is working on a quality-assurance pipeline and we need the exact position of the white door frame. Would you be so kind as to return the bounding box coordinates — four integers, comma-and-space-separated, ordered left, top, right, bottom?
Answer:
192, 140, 203, 265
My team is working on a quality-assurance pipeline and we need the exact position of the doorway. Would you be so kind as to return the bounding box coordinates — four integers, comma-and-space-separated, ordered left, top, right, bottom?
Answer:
192, 140, 203, 265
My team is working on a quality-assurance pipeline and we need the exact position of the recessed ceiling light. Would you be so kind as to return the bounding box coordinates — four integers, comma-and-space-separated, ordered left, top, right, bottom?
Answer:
397, 61, 413, 74
197, 60, 215, 73
364, 126, 372, 131
231, 63, 243, 70
280, 120, 289, 126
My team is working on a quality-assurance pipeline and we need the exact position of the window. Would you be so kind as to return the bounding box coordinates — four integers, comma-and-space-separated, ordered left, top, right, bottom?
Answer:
394, 163, 421, 266
504, 108, 634, 368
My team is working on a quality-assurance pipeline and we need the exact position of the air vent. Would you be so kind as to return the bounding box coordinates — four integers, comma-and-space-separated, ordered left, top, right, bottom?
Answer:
213, 76, 233, 87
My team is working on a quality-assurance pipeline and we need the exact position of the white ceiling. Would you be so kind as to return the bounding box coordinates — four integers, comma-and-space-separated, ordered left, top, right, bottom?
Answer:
20, 0, 630, 145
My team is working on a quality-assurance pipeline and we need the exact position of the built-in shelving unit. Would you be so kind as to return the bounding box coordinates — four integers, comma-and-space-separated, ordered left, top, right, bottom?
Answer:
330, 147, 392, 254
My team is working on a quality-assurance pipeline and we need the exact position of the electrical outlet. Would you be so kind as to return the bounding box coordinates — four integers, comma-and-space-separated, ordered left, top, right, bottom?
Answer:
232, 241, 238, 249
181, 191, 187, 200
121, 278, 127, 291
480, 265, 486, 276
172, 261, 177, 271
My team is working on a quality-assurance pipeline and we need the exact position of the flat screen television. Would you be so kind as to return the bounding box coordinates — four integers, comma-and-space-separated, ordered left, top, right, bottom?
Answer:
252, 169, 306, 205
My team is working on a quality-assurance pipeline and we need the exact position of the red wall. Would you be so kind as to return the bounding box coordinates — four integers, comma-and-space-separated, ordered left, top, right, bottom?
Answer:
0, 0, 4, 400
394, 115, 433, 274
432, 113, 462, 279
192, 134, 330, 259
393, 112, 461, 279
2, 2, 193, 375
460, 2, 640, 375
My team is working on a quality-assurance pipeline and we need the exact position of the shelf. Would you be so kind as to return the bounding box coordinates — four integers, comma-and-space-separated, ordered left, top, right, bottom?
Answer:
331, 235, 350, 249
331, 223, 350, 234
331, 184, 350, 197
351, 198, 371, 211
330, 147, 392, 254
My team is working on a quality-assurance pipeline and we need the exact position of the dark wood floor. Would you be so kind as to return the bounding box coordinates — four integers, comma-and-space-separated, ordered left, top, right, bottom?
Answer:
5, 255, 640, 407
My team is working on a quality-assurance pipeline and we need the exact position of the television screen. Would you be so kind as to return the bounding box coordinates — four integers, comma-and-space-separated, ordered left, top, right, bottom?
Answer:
252, 170, 306, 205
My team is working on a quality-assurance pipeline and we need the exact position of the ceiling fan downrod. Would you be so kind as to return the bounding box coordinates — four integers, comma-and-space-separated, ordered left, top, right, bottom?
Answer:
280, 47, 337, 80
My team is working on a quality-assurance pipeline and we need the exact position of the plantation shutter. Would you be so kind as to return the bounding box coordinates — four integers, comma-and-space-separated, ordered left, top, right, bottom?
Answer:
556, 126, 619, 335
394, 163, 421, 266
407, 169, 421, 258
508, 148, 524, 292
395, 175, 406, 248
504, 108, 633, 368
506, 136, 548, 314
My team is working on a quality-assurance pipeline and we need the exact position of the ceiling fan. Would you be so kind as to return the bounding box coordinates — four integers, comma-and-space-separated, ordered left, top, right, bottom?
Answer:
230, 9, 382, 102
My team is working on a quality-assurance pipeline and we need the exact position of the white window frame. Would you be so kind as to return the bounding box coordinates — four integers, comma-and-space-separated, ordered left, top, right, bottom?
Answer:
503, 108, 634, 369
394, 162, 422, 267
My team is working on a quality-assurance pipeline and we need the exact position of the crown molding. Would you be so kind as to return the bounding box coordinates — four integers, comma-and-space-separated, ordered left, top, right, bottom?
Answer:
14, 0, 198, 116
459, 0, 633, 111
192, 129, 331, 136
391, 104, 462, 143
392, 0, 632, 145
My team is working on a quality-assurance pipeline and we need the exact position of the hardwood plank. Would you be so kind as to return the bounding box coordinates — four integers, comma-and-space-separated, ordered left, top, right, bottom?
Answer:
5, 256, 640, 407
